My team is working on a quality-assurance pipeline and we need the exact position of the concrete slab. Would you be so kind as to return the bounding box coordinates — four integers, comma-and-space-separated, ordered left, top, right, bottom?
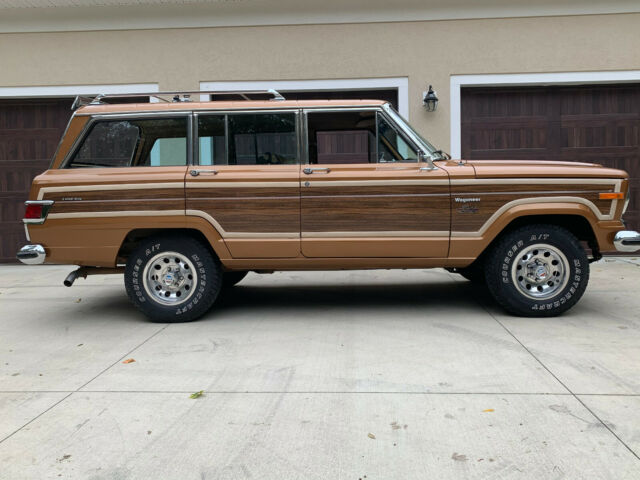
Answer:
1, 392, 638, 480
579, 395, 640, 455
84, 270, 563, 394
0, 393, 68, 440
490, 260, 640, 395
0, 283, 162, 391
2, 261, 639, 478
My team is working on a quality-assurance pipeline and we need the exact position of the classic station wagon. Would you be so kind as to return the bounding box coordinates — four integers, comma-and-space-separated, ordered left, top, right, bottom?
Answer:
17, 90, 640, 322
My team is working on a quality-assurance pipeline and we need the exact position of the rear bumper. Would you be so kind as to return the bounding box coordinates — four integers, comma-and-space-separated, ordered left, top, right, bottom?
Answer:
614, 231, 640, 253
16, 244, 46, 265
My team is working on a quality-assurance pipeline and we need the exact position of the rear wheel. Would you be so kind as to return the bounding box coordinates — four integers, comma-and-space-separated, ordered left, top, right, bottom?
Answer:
124, 234, 222, 322
222, 271, 249, 288
485, 224, 589, 317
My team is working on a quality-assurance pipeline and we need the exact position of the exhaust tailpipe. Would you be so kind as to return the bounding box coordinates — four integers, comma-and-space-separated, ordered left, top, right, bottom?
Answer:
63, 266, 124, 287
64, 268, 86, 287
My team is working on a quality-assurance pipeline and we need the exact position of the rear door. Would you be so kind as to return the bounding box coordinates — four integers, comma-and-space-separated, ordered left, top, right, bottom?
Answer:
186, 111, 300, 258
301, 109, 450, 258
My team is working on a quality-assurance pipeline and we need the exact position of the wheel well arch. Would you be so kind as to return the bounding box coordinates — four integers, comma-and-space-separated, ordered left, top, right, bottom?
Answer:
116, 228, 218, 264
479, 213, 600, 262
501, 214, 597, 244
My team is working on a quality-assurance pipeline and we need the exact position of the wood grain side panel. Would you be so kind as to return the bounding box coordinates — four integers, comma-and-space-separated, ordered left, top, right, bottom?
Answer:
188, 187, 297, 198
451, 191, 613, 232
49, 200, 183, 214
301, 194, 450, 233
301, 185, 450, 197
187, 198, 300, 233
45, 188, 184, 201
451, 183, 611, 194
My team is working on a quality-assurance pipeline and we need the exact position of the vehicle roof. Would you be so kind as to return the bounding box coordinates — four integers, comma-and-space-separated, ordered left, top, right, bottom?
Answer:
77, 99, 389, 115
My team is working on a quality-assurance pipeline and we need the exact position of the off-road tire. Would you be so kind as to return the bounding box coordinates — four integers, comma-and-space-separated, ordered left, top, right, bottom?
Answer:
222, 271, 249, 288
124, 234, 222, 323
485, 224, 589, 317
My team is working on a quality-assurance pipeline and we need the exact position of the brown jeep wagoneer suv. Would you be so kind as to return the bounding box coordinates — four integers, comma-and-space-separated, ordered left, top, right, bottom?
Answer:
17, 90, 640, 322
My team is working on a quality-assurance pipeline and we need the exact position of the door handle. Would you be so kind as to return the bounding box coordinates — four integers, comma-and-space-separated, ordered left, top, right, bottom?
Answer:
303, 167, 331, 175
190, 169, 218, 176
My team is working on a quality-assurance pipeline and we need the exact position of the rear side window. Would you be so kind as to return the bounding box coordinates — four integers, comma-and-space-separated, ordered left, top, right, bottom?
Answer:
68, 117, 188, 168
228, 113, 297, 165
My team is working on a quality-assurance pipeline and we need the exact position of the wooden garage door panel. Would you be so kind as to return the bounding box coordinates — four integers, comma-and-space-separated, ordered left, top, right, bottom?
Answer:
0, 98, 72, 262
462, 84, 640, 231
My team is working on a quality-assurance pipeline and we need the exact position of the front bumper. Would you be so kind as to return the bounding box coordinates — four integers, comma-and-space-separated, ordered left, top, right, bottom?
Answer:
16, 244, 46, 265
614, 231, 640, 253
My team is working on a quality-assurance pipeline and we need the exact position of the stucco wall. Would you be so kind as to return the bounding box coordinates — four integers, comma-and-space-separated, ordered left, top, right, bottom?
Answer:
1, 13, 639, 151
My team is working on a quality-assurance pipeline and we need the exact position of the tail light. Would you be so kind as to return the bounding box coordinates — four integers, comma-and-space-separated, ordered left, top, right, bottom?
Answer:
23, 200, 54, 224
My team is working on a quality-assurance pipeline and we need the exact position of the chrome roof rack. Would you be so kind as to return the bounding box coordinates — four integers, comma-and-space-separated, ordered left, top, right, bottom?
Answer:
72, 89, 286, 110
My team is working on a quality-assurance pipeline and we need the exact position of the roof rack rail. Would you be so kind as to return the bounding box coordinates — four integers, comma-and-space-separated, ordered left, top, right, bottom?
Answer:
71, 89, 286, 110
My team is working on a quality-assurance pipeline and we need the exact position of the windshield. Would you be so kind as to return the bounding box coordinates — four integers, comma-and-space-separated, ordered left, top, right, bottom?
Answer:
381, 103, 443, 160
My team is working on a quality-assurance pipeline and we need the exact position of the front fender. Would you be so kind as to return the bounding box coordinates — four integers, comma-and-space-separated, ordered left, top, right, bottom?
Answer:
448, 201, 605, 260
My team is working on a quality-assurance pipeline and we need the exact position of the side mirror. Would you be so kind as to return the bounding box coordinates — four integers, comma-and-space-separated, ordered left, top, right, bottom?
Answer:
418, 151, 437, 171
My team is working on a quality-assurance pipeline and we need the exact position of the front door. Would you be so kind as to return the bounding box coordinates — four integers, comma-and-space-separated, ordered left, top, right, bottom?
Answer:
186, 111, 300, 258
301, 109, 450, 257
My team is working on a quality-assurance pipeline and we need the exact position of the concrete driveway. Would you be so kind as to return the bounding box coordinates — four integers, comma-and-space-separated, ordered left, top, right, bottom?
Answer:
1, 258, 639, 479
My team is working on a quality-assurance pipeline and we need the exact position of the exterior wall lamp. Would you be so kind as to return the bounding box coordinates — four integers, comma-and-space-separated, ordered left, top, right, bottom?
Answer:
422, 85, 438, 112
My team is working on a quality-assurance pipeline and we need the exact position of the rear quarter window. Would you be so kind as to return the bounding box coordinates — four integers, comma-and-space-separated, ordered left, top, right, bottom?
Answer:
67, 117, 188, 168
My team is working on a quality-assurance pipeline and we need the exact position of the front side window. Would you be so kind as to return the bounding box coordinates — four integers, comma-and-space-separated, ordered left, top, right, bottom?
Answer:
306, 110, 419, 164
68, 117, 188, 168
377, 115, 418, 163
307, 111, 376, 164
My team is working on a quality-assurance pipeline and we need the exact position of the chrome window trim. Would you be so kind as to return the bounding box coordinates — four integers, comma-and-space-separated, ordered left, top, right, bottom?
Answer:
61, 112, 193, 169
382, 103, 439, 160
192, 112, 199, 167
376, 110, 422, 164
301, 110, 309, 166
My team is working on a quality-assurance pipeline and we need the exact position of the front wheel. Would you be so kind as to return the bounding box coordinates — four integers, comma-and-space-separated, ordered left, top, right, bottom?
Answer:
124, 234, 222, 322
485, 225, 589, 317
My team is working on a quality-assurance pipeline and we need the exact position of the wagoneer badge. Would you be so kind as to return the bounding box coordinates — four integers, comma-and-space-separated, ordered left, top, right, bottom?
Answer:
455, 197, 480, 214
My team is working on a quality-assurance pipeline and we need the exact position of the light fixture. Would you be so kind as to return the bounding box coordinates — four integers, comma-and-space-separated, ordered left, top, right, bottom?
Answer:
423, 85, 438, 112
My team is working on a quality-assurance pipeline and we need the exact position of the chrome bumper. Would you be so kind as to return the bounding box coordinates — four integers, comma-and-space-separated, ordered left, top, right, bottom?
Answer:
16, 244, 46, 265
614, 231, 640, 253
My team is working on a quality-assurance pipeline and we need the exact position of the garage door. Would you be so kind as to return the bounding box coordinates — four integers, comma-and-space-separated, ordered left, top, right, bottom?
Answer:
0, 98, 73, 262
461, 84, 640, 230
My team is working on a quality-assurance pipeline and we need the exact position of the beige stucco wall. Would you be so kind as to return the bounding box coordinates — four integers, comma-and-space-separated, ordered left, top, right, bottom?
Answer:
1, 13, 640, 151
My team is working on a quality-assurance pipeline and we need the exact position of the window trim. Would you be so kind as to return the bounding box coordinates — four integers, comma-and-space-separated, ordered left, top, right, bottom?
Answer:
194, 109, 301, 166
61, 111, 193, 169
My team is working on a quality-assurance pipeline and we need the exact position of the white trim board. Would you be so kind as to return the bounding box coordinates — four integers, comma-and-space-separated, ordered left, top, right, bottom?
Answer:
199, 78, 409, 119
0, 83, 159, 98
449, 70, 640, 159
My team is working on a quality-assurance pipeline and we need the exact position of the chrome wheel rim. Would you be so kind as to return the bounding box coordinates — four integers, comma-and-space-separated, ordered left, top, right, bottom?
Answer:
142, 251, 197, 305
511, 243, 570, 300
